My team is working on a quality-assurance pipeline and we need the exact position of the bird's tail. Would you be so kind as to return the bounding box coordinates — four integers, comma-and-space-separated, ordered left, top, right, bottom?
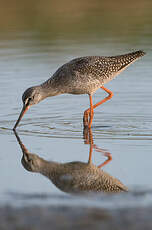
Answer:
128, 50, 146, 59
111, 50, 146, 73
115, 50, 146, 63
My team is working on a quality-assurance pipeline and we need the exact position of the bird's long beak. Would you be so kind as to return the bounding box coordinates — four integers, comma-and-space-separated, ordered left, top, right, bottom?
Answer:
13, 105, 30, 130
13, 129, 29, 154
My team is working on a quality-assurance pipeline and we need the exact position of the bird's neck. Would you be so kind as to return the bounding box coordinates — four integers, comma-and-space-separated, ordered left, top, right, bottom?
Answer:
39, 159, 61, 179
40, 77, 63, 98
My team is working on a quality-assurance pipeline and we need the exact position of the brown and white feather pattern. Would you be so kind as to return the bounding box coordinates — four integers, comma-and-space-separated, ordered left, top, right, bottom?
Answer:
43, 50, 145, 95
70, 50, 145, 82
22, 154, 128, 193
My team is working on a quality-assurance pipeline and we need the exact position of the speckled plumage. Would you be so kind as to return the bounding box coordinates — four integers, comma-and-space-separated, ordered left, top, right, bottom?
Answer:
14, 129, 128, 193
13, 50, 145, 129
21, 153, 128, 193
42, 50, 145, 95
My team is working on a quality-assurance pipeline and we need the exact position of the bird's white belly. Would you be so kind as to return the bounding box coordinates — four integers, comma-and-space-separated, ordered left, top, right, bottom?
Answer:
67, 79, 101, 95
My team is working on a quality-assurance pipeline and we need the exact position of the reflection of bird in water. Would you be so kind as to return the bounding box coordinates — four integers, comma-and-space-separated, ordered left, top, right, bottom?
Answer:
13, 50, 145, 129
14, 129, 128, 193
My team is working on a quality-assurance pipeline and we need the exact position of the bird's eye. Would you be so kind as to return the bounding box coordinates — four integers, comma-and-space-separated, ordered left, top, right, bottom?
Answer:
26, 97, 32, 105
28, 97, 32, 102
23, 97, 32, 106
28, 158, 33, 164
26, 155, 33, 164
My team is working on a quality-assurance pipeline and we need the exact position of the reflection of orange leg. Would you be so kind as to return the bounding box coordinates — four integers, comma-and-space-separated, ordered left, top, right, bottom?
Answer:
98, 152, 112, 168
94, 145, 112, 168
84, 127, 112, 167
83, 127, 94, 164
88, 143, 93, 164
83, 126, 93, 144
83, 86, 113, 127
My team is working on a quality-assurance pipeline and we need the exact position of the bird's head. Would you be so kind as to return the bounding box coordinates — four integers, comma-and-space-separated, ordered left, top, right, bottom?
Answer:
13, 129, 44, 172
13, 86, 43, 130
22, 86, 42, 107
21, 152, 42, 172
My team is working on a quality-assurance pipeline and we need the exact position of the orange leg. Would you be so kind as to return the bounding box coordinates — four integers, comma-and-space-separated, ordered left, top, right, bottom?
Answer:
88, 143, 112, 167
97, 152, 112, 168
88, 95, 94, 128
83, 86, 113, 127
88, 142, 93, 164
94, 145, 112, 168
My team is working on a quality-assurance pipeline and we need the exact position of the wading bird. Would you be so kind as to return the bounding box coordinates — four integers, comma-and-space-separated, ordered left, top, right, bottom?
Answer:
13, 50, 145, 130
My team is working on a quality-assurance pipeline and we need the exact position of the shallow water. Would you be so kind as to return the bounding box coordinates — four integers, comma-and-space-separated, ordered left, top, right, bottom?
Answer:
0, 0, 152, 208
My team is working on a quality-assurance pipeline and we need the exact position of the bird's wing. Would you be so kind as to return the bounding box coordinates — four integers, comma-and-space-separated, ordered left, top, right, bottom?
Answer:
69, 51, 145, 80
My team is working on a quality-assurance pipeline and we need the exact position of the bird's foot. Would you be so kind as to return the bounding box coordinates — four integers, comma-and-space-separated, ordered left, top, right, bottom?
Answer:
83, 116, 89, 127
83, 111, 90, 127
83, 113, 93, 129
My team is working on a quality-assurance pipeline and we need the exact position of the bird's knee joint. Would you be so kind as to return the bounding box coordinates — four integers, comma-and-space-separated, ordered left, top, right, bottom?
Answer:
109, 92, 114, 98
84, 109, 90, 116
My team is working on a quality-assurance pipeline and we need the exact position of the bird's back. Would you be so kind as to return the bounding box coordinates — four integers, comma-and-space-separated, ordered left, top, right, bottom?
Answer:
48, 50, 145, 95
69, 50, 145, 83
51, 162, 128, 193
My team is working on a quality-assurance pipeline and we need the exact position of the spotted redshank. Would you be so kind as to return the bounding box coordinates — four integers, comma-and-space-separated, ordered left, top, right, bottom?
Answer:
13, 50, 145, 129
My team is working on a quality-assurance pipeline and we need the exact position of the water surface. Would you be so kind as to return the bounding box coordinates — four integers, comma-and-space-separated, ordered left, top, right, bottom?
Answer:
0, 0, 152, 208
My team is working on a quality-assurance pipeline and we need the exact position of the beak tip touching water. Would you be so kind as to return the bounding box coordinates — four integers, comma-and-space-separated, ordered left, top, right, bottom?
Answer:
13, 121, 18, 130
13, 123, 18, 130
